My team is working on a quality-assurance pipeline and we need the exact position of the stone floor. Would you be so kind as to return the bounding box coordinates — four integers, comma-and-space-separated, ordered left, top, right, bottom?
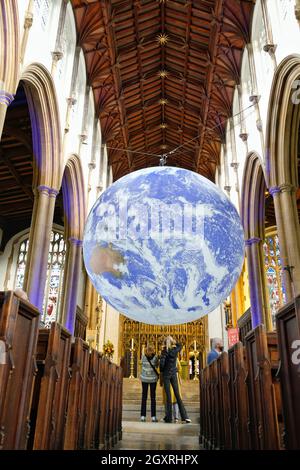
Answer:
116, 378, 201, 450
114, 421, 201, 451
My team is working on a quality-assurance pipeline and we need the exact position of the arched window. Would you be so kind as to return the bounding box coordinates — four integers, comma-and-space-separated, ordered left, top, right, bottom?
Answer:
15, 230, 66, 327
15, 239, 29, 289
43, 231, 66, 327
263, 231, 286, 328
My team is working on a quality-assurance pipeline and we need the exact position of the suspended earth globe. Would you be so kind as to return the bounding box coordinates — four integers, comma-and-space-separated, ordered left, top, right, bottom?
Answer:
83, 166, 244, 325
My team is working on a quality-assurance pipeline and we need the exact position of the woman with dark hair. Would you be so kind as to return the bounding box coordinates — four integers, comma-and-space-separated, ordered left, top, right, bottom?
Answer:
140, 344, 159, 422
160, 336, 191, 423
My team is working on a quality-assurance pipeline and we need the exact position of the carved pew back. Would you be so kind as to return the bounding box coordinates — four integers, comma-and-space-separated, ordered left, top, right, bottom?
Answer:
29, 323, 71, 450
276, 297, 300, 449
0, 292, 40, 449
228, 342, 250, 449
63, 338, 89, 449
245, 325, 280, 449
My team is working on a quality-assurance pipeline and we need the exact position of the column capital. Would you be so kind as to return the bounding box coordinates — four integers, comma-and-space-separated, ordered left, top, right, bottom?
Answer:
245, 237, 261, 246
0, 90, 15, 106
37, 185, 59, 197
279, 183, 296, 194
51, 50, 64, 62
88, 161, 96, 170
24, 12, 33, 29
69, 237, 83, 247
269, 186, 280, 196
239, 132, 248, 142
230, 162, 239, 170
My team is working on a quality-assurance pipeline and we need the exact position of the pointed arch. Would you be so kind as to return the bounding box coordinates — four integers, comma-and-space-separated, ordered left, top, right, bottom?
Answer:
265, 54, 300, 188
241, 152, 270, 329
0, 0, 20, 95
241, 152, 267, 241
21, 63, 62, 190
62, 154, 86, 241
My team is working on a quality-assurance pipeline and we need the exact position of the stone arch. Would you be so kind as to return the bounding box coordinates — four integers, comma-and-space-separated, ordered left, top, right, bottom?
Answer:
241, 152, 267, 241
0, 0, 20, 95
0, 0, 20, 137
241, 152, 270, 329
265, 55, 300, 298
265, 54, 300, 188
60, 154, 86, 333
21, 64, 62, 310
62, 154, 86, 241
21, 63, 62, 191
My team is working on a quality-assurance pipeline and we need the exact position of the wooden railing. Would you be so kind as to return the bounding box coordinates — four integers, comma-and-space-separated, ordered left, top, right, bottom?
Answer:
0, 291, 123, 450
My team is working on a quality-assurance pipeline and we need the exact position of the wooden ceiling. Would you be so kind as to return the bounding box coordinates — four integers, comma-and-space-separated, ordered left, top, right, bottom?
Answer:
72, 0, 255, 180
0, 85, 34, 249
0, 85, 64, 251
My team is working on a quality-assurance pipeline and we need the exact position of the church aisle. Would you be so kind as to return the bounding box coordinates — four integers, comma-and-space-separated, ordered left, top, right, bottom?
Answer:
114, 421, 201, 451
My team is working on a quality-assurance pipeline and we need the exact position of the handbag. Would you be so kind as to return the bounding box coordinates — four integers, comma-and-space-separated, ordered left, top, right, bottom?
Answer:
145, 355, 159, 378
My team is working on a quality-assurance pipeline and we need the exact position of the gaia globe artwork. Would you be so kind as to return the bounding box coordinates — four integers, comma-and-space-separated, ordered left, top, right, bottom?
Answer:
83, 166, 244, 325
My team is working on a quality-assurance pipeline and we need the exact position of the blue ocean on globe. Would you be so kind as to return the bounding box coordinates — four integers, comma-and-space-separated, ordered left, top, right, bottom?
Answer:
83, 166, 244, 325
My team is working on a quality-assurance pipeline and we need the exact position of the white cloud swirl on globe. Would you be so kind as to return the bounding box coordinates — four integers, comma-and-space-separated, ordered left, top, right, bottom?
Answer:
83, 166, 245, 325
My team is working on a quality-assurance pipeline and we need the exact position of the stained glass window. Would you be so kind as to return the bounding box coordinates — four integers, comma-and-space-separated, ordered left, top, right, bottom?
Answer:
15, 230, 66, 328
15, 239, 29, 289
42, 231, 66, 327
263, 233, 286, 329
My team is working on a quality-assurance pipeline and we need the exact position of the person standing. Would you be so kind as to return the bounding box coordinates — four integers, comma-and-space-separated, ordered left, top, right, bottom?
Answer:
160, 336, 191, 423
162, 357, 182, 422
207, 338, 224, 365
140, 344, 159, 422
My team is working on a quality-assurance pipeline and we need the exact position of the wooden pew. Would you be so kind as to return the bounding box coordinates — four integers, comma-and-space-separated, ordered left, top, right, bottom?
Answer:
84, 349, 101, 449
117, 367, 123, 440
276, 297, 300, 449
199, 368, 204, 446
63, 338, 89, 449
105, 361, 113, 449
210, 359, 218, 449
98, 357, 109, 450
112, 365, 118, 446
218, 352, 231, 449
0, 291, 40, 450
205, 365, 212, 449
113, 365, 122, 446
107, 362, 116, 448
28, 322, 72, 450
245, 325, 280, 449
228, 342, 250, 449
267, 331, 284, 447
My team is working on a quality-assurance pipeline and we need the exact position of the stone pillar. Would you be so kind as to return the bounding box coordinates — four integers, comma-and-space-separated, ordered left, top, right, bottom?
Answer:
61, 237, 83, 334
261, 0, 277, 57
245, 237, 265, 328
280, 184, 300, 295
20, 2, 34, 64
270, 186, 293, 301
51, 0, 69, 75
0, 91, 14, 138
24, 185, 58, 311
